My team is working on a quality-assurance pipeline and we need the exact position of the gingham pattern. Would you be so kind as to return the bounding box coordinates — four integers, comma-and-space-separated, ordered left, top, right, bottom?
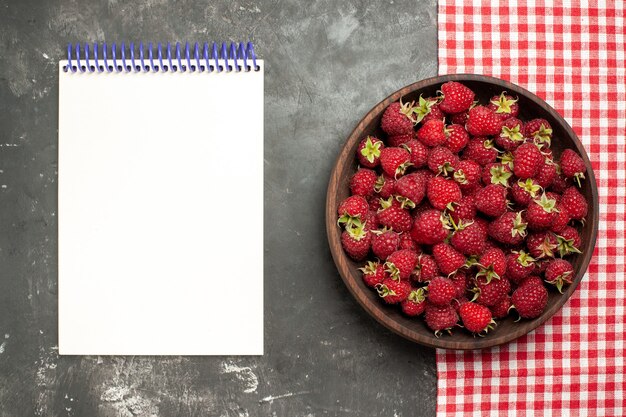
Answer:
437, 1, 626, 416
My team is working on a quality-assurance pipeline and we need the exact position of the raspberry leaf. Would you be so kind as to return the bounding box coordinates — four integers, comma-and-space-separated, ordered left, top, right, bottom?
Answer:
536, 193, 559, 213
408, 287, 426, 303
519, 178, 542, 198
358, 260, 379, 274
499, 151, 515, 169
511, 211, 528, 238
490, 92, 518, 114
556, 234, 583, 257
413, 95, 437, 123
476, 264, 501, 283
545, 271, 572, 294
489, 164, 512, 186
399, 98, 419, 124
532, 123, 553, 147
501, 124, 524, 142
360, 136, 382, 163
513, 250, 536, 267
453, 169, 469, 185
375, 283, 397, 298
395, 195, 416, 210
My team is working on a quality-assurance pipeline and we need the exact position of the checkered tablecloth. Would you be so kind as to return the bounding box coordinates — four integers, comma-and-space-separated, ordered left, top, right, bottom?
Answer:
437, 1, 625, 416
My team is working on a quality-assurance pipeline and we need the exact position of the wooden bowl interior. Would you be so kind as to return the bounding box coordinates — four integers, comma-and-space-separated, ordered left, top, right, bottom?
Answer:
326, 74, 599, 350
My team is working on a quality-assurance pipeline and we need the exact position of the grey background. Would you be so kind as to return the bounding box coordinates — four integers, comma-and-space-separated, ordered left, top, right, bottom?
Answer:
0, 0, 439, 416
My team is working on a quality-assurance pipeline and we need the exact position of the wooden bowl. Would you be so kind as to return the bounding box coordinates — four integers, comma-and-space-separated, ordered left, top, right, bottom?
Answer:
326, 74, 599, 350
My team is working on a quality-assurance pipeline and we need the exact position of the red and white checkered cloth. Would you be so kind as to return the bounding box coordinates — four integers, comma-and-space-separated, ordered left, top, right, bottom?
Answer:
437, 1, 625, 416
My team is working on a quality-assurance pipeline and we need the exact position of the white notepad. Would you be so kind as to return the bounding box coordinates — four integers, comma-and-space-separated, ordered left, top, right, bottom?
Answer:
58, 43, 263, 355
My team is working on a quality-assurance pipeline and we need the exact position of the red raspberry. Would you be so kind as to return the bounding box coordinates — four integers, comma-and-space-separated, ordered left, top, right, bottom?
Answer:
439, 81, 475, 114
496, 117, 525, 150
544, 259, 574, 293
399, 232, 419, 252
511, 283, 548, 319
549, 172, 571, 193
481, 162, 513, 187
367, 195, 382, 212
488, 92, 520, 120
401, 288, 427, 316
364, 210, 380, 230
410, 209, 450, 245
490, 295, 512, 319
403, 139, 429, 168
387, 132, 413, 147
549, 203, 571, 233
445, 124, 470, 153
417, 119, 447, 147
448, 195, 477, 223
432, 243, 466, 275
359, 260, 388, 287
428, 146, 459, 175
475, 184, 508, 218
395, 173, 427, 209
472, 276, 511, 307
511, 178, 542, 207
371, 229, 400, 260
526, 231, 558, 259
535, 160, 558, 188
413, 254, 440, 282
450, 270, 470, 298
488, 211, 528, 246
462, 138, 498, 166
377, 278, 411, 304
427, 276, 458, 306
427, 176, 462, 211
357, 136, 385, 168
422, 102, 446, 124
466, 105, 503, 136
452, 296, 470, 312
477, 248, 507, 282
513, 143, 544, 179
560, 186, 588, 220
504, 250, 536, 284
413, 96, 443, 124
459, 302, 495, 334
374, 173, 396, 198
451, 219, 487, 256
453, 159, 482, 190
556, 226, 582, 257
519, 275, 544, 289
341, 224, 371, 261
381, 101, 417, 136
560, 149, 586, 187
424, 303, 459, 334
380, 147, 412, 178
377, 197, 413, 232
385, 249, 419, 281
450, 110, 469, 125
527, 193, 559, 230
349, 168, 378, 197
337, 195, 369, 225
524, 119, 552, 149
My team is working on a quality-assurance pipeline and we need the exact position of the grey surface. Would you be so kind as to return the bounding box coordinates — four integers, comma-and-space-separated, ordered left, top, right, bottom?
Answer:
0, 0, 439, 416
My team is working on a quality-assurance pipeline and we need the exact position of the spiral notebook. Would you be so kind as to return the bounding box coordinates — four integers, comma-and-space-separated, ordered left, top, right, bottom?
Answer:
58, 42, 264, 355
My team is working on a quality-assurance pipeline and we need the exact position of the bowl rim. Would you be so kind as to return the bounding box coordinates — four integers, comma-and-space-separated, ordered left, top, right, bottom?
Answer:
326, 73, 599, 350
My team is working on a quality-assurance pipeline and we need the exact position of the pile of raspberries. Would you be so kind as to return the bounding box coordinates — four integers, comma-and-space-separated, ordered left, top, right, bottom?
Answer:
337, 81, 588, 337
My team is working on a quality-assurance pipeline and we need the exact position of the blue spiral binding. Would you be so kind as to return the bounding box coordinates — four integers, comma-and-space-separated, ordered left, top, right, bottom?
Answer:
212, 42, 221, 72
176, 42, 183, 71
63, 42, 259, 73
120, 42, 128, 72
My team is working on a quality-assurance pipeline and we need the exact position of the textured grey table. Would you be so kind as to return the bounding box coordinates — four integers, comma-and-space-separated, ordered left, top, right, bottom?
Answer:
0, 0, 438, 416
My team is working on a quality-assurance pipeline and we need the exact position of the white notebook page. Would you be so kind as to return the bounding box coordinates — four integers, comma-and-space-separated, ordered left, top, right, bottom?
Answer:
58, 61, 264, 355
